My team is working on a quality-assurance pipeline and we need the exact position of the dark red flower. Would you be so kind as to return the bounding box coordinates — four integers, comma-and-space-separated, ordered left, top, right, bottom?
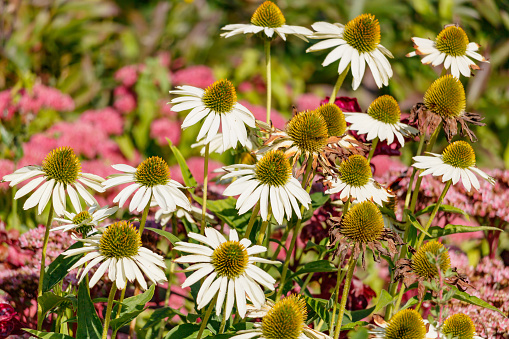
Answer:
0, 303, 24, 338
320, 96, 362, 113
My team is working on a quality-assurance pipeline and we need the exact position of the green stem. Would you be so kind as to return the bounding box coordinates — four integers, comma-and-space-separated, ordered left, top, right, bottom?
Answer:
334, 255, 357, 339
115, 288, 126, 319
415, 180, 452, 249
138, 201, 151, 235
265, 40, 272, 124
329, 266, 346, 335
256, 207, 272, 245
404, 135, 426, 209
201, 144, 210, 235
12, 187, 18, 230
329, 65, 350, 104
367, 137, 379, 163
244, 203, 260, 239
37, 202, 54, 330
196, 296, 217, 339
218, 303, 228, 334
102, 284, 118, 339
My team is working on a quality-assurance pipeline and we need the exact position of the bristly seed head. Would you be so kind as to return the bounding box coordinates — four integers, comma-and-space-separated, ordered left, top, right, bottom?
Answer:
341, 201, 384, 243
442, 140, 476, 169
99, 221, 141, 259
251, 1, 286, 28
72, 211, 92, 225
42, 147, 81, 185
211, 240, 249, 279
135, 156, 170, 187
367, 95, 401, 124
339, 155, 372, 187
261, 294, 306, 339
424, 75, 466, 118
343, 14, 381, 53
315, 103, 347, 137
435, 26, 469, 56
385, 309, 426, 339
202, 79, 237, 114
442, 313, 476, 339
286, 110, 329, 154
411, 241, 451, 280
255, 150, 292, 187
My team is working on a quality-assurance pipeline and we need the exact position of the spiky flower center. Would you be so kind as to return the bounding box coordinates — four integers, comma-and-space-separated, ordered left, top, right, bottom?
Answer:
435, 26, 469, 57
286, 110, 329, 154
341, 201, 384, 243
211, 240, 249, 279
202, 79, 237, 114
42, 147, 81, 185
442, 140, 476, 169
424, 75, 466, 118
251, 1, 286, 28
261, 295, 306, 339
135, 156, 170, 187
411, 241, 451, 279
255, 150, 291, 187
385, 309, 426, 339
339, 155, 372, 187
99, 221, 141, 259
72, 211, 92, 225
315, 103, 347, 137
343, 14, 381, 53
442, 313, 476, 339
367, 95, 401, 124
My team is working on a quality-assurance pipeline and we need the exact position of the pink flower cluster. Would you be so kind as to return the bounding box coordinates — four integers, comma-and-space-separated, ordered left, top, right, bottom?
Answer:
79, 107, 124, 136
172, 65, 215, 89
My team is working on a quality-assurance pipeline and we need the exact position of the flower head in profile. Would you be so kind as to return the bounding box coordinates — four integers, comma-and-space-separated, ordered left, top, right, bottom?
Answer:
62, 221, 167, 290
2, 146, 105, 216
231, 294, 332, 339
222, 150, 311, 225
307, 14, 393, 89
325, 155, 392, 205
221, 1, 312, 41
369, 309, 427, 339
52, 204, 118, 236
169, 80, 256, 150
344, 95, 418, 146
427, 313, 482, 339
413, 141, 495, 192
407, 24, 488, 78
191, 131, 259, 156
154, 204, 214, 227
409, 75, 484, 142
174, 228, 280, 319
328, 201, 402, 268
103, 156, 191, 213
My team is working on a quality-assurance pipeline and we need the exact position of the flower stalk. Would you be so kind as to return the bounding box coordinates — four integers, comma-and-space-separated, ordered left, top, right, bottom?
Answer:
265, 39, 272, 124
201, 143, 210, 235
196, 295, 217, 339
367, 137, 379, 162
37, 202, 54, 330
102, 284, 118, 339
334, 254, 357, 339
329, 65, 350, 104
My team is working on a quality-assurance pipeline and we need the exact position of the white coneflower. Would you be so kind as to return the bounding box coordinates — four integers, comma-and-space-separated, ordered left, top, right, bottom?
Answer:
103, 156, 191, 213
52, 204, 118, 235
369, 309, 427, 339
169, 79, 255, 150
220, 1, 312, 41
191, 131, 258, 156
154, 204, 214, 226
344, 95, 418, 146
306, 14, 393, 89
2, 147, 104, 216
231, 295, 332, 339
413, 141, 494, 192
174, 228, 280, 319
407, 24, 488, 78
222, 150, 311, 225
62, 221, 167, 290
325, 155, 392, 205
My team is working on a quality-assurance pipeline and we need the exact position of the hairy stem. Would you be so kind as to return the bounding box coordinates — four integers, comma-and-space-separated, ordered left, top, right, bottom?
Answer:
334, 255, 357, 339
102, 284, 118, 339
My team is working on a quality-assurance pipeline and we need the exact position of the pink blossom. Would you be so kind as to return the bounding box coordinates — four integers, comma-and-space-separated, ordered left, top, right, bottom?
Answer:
172, 65, 215, 89
19, 134, 58, 168
113, 93, 137, 114
114, 65, 139, 87
79, 107, 124, 136
150, 118, 181, 146
296, 93, 322, 111
238, 100, 287, 129
17, 85, 75, 113
238, 81, 253, 93
0, 160, 14, 190
159, 100, 177, 118
157, 51, 171, 68
0, 91, 14, 121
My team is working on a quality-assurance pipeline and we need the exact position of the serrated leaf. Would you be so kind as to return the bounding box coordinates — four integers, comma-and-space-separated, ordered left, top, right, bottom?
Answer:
110, 285, 156, 332
43, 242, 84, 292
163, 323, 211, 339
23, 329, 74, 339
288, 260, 337, 279
76, 281, 103, 339
373, 290, 394, 314
452, 287, 507, 317
168, 139, 197, 188
425, 224, 501, 239
148, 227, 181, 245
415, 204, 469, 220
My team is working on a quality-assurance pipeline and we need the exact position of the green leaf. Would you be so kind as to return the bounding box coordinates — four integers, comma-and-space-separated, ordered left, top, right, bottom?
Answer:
23, 329, 74, 339
164, 323, 211, 339
199, 196, 253, 232
302, 192, 330, 220
425, 224, 502, 239
341, 321, 369, 331
373, 290, 394, 314
415, 204, 469, 220
148, 227, 181, 245
347, 327, 369, 339
43, 242, 84, 292
407, 212, 432, 237
303, 296, 330, 323
38, 292, 75, 316
76, 281, 103, 339
168, 139, 197, 188
288, 260, 337, 279
142, 307, 186, 330
349, 306, 375, 322
452, 287, 507, 317
110, 285, 156, 332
